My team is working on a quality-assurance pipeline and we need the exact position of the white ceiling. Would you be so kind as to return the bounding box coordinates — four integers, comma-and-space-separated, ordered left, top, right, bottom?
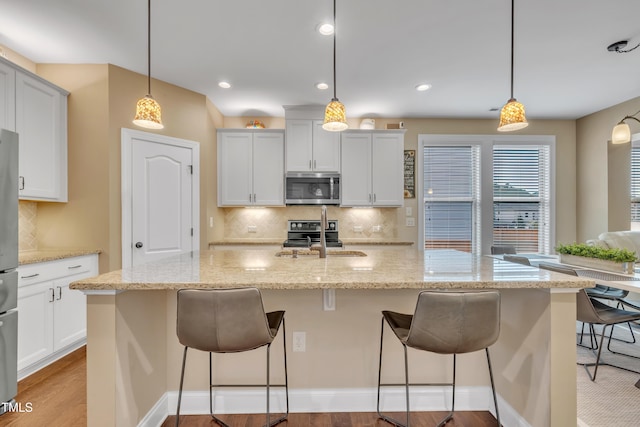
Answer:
2, 0, 640, 121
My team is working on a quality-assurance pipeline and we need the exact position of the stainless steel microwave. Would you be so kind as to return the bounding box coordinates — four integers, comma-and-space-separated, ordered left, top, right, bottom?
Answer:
285, 172, 340, 205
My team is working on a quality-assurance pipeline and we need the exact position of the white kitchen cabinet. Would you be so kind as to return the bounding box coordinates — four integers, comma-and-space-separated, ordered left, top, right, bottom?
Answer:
218, 129, 284, 206
341, 130, 405, 207
0, 60, 16, 131
0, 56, 68, 202
17, 254, 98, 378
285, 119, 341, 172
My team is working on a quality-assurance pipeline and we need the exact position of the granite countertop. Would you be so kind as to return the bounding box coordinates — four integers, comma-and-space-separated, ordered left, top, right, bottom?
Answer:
208, 239, 414, 246
70, 248, 592, 291
19, 249, 102, 265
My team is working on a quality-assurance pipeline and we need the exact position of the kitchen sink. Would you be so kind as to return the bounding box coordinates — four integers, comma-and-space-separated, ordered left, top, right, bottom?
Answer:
275, 249, 367, 257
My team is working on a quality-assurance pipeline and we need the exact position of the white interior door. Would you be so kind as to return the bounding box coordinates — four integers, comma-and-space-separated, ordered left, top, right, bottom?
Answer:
122, 129, 200, 268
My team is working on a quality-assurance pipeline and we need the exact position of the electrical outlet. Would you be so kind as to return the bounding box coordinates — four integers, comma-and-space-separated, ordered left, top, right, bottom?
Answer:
353, 225, 363, 233
209, 216, 214, 228
323, 289, 336, 311
405, 207, 412, 217
372, 225, 382, 233
406, 217, 415, 227
247, 225, 257, 233
293, 332, 306, 352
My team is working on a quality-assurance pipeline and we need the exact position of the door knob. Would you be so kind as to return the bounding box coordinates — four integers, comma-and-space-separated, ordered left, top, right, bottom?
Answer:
135, 242, 143, 249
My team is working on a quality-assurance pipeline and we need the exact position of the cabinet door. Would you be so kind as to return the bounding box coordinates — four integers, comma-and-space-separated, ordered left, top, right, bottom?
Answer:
0, 61, 15, 131
312, 120, 341, 172
52, 278, 87, 350
16, 72, 67, 201
285, 120, 313, 171
218, 132, 253, 206
340, 133, 372, 206
253, 132, 284, 206
17, 282, 54, 371
372, 133, 404, 206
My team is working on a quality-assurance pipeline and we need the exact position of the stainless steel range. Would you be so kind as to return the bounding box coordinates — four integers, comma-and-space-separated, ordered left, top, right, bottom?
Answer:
282, 220, 342, 248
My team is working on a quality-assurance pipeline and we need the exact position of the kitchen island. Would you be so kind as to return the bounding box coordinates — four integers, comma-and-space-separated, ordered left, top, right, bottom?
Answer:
71, 248, 592, 427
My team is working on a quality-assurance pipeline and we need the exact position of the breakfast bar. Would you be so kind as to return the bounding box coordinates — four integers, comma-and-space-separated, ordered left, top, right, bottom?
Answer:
71, 248, 593, 427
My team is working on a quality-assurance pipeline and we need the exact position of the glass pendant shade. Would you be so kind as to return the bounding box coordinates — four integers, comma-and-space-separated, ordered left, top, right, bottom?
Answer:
611, 122, 631, 144
497, 98, 528, 132
133, 94, 164, 129
322, 98, 348, 131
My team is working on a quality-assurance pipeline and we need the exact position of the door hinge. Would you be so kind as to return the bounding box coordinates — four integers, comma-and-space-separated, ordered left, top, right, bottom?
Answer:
188, 165, 193, 174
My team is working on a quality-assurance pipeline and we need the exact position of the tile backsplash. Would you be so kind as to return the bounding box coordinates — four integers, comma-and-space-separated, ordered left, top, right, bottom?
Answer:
222, 206, 398, 240
18, 201, 38, 251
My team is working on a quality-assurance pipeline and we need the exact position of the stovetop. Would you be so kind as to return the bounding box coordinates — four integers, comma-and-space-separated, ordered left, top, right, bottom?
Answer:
283, 219, 341, 248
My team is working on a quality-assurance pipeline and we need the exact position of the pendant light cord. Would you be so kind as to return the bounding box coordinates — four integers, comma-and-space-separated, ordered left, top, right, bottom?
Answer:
509, 0, 514, 100
332, 0, 337, 100
147, 0, 152, 95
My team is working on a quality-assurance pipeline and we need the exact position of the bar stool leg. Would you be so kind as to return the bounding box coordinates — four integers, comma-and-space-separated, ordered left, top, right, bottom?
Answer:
403, 344, 410, 427
486, 348, 501, 426
175, 346, 188, 427
436, 354, 455, 427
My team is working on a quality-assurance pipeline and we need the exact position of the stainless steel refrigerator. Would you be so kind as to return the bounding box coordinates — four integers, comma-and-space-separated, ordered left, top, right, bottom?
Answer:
0, 129, 18, 412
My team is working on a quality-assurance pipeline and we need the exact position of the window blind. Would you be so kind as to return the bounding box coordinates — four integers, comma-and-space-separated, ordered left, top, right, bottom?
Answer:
424, 146, 480, 253
631, 145, 640, 223
492, 146, 551, 253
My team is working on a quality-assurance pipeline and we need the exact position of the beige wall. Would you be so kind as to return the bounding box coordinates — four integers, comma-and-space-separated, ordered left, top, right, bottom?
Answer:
576, 96, 640, 241
33, 64, 220, 273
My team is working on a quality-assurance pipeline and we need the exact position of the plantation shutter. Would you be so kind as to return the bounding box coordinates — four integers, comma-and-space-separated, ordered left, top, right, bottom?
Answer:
631, 145, 640, 224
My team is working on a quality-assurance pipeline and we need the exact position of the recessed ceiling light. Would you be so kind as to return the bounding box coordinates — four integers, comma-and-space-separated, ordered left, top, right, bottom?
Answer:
318, 23, 334, 36
316, 82, 329, 90
415, 83, 431, 92
218, 81, 231, 89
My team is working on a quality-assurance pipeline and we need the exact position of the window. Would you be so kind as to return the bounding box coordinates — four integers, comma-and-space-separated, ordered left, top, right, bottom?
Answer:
423, 145, 480, 253
420, 135, 554, 255
631, 142, 640, 228
493, 146, 551, 253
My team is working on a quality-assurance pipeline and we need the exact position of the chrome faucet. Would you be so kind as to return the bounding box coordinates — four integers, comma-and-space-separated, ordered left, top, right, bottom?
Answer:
318, 205, 328, 258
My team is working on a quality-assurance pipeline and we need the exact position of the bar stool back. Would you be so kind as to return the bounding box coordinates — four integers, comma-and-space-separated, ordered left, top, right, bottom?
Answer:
175, 288, 288, 427
377, 290, 501, 427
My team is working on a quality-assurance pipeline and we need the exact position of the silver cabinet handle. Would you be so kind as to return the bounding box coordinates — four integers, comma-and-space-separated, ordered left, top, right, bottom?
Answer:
49, 288, 55, 303
19, 176, 25, 190
56, 286, 62, 300
373, 194, 377, 202
253, 194, 256, 203
249, 194, 252, 203
21, 273, 40, 279
368, 194, 372, 203
309, 160, 312, 170
68, 265, 82, 269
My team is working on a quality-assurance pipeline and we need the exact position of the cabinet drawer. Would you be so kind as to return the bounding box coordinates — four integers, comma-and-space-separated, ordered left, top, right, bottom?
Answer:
18, 255, 97, 287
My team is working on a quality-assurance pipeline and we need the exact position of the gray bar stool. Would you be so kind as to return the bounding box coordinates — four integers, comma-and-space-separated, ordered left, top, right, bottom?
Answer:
175, 288, 288, 427
377, 290, 501, 427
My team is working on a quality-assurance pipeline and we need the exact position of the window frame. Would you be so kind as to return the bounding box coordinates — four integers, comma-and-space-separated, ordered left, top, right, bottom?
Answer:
418, 134, 556, 255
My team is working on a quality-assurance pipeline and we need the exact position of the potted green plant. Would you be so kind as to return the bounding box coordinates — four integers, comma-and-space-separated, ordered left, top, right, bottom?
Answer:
555, 243, 636, 274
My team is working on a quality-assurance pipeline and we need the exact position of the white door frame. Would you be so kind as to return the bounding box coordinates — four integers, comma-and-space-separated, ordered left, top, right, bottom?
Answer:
121, 128, 200, 268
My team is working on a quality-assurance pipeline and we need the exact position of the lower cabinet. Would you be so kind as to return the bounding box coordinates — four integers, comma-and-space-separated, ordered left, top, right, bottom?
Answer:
17, 254, 98, 376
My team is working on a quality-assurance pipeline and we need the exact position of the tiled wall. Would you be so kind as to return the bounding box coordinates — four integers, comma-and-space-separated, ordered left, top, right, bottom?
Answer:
222, 206, 398, 240
18, 201, 38, 251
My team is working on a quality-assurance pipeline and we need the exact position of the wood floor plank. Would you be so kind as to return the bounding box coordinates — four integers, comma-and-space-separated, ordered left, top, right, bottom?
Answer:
1, 347, 499, 427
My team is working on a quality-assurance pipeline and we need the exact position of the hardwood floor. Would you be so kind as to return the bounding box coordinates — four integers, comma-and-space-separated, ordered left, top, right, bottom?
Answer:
0, 347, 499, 426
1, 346, 87, 427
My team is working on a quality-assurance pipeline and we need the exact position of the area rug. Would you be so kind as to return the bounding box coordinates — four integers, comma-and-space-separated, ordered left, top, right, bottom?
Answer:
576, 325, 640, 427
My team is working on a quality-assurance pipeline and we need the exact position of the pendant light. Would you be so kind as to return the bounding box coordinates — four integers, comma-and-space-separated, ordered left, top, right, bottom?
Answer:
611, 110, 640, 144
133, 0, 164, 129
497, 0, 528, 132
322, 0, 348, 132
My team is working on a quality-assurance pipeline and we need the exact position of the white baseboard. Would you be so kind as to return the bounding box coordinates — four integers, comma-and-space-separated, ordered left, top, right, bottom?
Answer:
17, 339, 86, 381
138, 386, 531, 427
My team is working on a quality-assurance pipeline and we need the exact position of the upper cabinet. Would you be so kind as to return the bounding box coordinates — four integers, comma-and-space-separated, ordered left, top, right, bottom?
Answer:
0, 57, 68, 202
341, 130, 405, 207
218, 129, 285, 207
285, 119, 341, 172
